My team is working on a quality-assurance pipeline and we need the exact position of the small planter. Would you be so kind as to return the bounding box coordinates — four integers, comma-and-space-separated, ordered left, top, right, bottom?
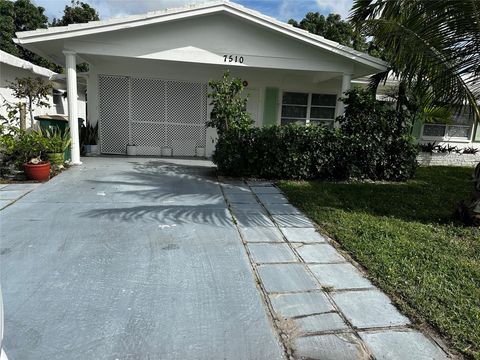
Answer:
46, 152, 64, 166
90, 145, 98, 154
162, 147, 172, 157
24, 161, 51, 181
84, 144, 99, 156
126, 145, 137, 156
196, 147, 206, 157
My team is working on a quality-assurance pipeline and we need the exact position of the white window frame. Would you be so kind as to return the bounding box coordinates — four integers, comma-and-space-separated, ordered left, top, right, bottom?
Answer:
421, 123, 473, 143
279, 90, 337, 127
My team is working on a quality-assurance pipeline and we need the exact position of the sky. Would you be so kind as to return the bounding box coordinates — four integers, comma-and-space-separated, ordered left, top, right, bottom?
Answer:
34, 0, 354, 23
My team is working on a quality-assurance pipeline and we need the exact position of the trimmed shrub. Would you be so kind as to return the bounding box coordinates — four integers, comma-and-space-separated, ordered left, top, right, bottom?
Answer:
213, 125, 346, 180
338, 89, 418, 181
213, 89, 418, 181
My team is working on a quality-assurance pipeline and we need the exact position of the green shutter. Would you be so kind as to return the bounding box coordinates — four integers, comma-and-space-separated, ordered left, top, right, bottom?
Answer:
411, 119, 423, 140
473, 120, 480, 142
263, 87, 279, 126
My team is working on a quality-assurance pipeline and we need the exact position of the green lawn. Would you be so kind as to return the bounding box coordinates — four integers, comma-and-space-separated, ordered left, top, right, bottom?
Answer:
278, 167, 480, 359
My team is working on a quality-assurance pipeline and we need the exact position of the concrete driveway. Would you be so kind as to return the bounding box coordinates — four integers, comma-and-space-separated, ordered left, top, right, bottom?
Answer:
0, 158, 284, 360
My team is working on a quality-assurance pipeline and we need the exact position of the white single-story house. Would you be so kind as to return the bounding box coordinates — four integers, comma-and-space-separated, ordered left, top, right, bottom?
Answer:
0, 50, 87, 127
14, 0, 388, 163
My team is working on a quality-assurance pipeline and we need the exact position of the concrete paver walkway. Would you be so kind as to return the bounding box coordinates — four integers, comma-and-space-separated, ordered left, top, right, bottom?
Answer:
0, 183, 40, 210
222, 179, 451, 360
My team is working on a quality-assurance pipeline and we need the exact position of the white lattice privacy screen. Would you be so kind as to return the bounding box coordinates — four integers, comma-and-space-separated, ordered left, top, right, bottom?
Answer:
98, 75, 207, 156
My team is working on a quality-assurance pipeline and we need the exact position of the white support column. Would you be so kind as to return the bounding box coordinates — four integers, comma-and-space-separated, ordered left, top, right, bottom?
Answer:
337, 73, 352, 116
64, 50, 81, 165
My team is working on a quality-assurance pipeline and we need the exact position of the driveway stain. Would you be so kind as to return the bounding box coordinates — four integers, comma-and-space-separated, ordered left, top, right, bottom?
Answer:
161, 244, 180, 251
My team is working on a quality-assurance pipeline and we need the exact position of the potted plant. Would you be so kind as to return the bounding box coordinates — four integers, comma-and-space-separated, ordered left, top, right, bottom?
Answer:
126, 144, 137, 156
24, 157, 50, 181
81, 122, 98, 155
15, 129, 51, 181
44, 129, 71, 165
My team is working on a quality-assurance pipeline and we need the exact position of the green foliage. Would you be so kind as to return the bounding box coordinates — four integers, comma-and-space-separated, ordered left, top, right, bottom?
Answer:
5, 77, 53, 127
0, 0, 59, 71
207, 71, 253, 137
213, 125, 345, 180
462, 147, 479, 155
288, 12, 369, 52
278, 166, 480, 359
50, 0, 99, 72
80, 122, 98, 145
0, 0, 18, 57
13, 0, 47, 32
338, 88, 418, 180
43, 128, 71, 153
351, 0, 480, 121
80, 122, 98, 154
0, 0, 101, 72
51, 0, 99, 26
0, 125, 48, 173
214, 89, 418, 181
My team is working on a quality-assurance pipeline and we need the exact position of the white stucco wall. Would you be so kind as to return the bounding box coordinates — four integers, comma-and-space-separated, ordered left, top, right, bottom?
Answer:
0, 62, 54, 126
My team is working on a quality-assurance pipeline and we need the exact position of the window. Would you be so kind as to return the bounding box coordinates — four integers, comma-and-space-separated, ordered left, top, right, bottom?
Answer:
281, 92, 336, 127
422, 106, 474, 140
52, 90, 65, 114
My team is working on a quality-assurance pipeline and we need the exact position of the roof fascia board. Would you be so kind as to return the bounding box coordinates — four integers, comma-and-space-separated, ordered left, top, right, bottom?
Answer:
15, 4, 224, 42
0, 50, 56, 77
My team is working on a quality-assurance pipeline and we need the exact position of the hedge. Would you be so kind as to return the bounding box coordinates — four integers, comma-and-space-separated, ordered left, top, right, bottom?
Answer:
212, 90, 418, 181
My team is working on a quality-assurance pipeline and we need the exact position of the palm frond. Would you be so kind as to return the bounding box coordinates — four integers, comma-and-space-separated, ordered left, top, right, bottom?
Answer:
351, 0, 480, 120
420, 106, 453, 124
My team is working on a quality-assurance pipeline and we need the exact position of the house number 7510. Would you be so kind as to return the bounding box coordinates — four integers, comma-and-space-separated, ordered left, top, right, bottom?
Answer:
223, 55, 244, 63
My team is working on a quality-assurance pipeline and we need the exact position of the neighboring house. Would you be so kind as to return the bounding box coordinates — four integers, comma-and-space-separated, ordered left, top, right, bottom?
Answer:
0, 50, 87, 127
415, 106, 479, 150
0, 50, 55, 124
352, 76, 480, 150
14, 0, 388, 163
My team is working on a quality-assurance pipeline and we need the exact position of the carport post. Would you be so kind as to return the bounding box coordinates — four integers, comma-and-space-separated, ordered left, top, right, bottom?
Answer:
63, 50, 81, 165
338, 73, 352, 116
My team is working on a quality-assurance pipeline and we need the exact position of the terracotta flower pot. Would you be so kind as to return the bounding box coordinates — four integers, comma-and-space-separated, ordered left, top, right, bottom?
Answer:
23, 161, 51, 181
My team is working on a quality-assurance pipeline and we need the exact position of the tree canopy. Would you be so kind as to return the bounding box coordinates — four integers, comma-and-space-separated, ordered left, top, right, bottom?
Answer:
0, 0, 53, 69
288, 12, 369, 52
0, 0, 100, 71
51, 0, 99, 27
